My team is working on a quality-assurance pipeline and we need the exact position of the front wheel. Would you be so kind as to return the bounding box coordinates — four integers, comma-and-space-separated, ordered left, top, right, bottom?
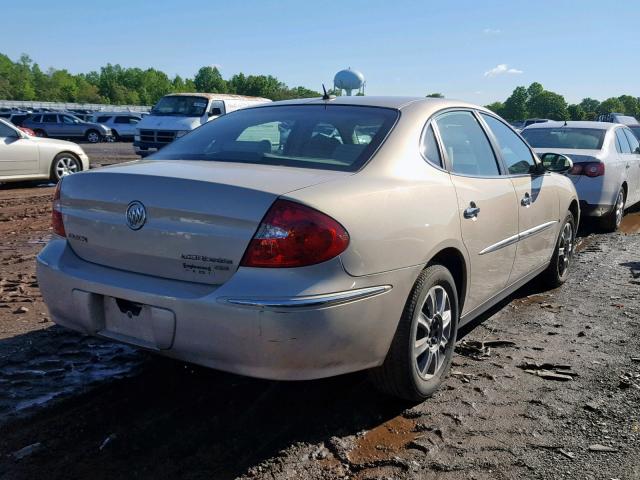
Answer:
369, 264, 459, 402
541, 212, 575, 287
600, 188, 625, 232
50, 153, 81, 182
85, 130, 101, 143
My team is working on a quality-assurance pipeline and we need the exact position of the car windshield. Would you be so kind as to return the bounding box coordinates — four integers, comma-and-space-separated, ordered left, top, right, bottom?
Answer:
150, 105, 399, 172
521, 127, 606, 150
151, 96, 209, 116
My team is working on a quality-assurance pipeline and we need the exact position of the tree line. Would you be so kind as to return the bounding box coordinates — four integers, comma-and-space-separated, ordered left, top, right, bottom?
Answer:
0, 53, 321, 105
485, 82, 640, 122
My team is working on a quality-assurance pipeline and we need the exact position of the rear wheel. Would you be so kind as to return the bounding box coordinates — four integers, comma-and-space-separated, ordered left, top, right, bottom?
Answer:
50, 153, 81, 182
369, 264, 459, 402
541, 212, 575, 287
85, 130, 101, 143
600, 188, 625, 232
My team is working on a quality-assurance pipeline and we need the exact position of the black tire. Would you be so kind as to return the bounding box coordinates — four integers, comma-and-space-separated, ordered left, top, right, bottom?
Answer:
369, 264, 459, 402
34, 129, 46, 138
49, 153, 82, 183
111, 129, 120, 141
85, 129, 101, 143
600, 187, 625, 233
541, 212, 576, 288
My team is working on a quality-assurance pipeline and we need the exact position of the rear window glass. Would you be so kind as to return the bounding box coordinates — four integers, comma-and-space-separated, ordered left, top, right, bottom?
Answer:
521, 128, 606, 150
150, 105, 399, 172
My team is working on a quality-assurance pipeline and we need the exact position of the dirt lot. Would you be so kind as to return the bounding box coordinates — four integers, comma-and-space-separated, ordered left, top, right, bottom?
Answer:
0, 146, 639, 479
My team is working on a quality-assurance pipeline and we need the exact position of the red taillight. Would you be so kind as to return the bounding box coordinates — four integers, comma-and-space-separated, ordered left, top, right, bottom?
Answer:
240, 199, 349, 268
52, 182, 66, 237
571, 162, 605, 177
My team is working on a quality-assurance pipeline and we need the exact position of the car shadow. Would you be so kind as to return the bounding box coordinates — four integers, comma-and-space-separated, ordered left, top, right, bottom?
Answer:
0, 327, 409, 480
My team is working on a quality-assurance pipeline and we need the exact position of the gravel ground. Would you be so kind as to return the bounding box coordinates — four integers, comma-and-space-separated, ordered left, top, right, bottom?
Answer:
0, 148, 638, 479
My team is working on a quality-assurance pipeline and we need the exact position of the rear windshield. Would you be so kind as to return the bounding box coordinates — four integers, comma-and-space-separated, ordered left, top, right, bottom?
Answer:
150, 105, 399, 172
521, 128, 606, 150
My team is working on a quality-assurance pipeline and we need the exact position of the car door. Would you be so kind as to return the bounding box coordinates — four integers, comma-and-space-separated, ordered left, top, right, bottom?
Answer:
433, 110, 519, 314
622, 128, 640, 207
614, 128, 637, 205
60, 114, 82, 137
0, 121, 39, 176
42, 114, 62, 137
479, 113, 559, 282
115, 116, 139, 136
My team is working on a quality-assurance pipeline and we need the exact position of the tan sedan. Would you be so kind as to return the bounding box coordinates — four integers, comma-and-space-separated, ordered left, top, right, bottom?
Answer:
37, 96, 578, 401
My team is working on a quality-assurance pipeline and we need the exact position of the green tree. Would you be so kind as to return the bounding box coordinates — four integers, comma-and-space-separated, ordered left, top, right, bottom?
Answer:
579, 98, 600, 120
567, 104, 586, 120
528, 90, 569, 120
617, 95, 639, 117
193, 66, 226, 93
502, 86, 528, 120
485, 101, 505, 117
597, 97, 625, 115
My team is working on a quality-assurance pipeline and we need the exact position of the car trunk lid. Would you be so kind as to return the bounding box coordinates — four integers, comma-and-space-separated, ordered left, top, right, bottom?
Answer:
60, 160, 348, 285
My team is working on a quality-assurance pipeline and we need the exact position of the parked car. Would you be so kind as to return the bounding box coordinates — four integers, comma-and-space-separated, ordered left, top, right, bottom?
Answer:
597, 112, 639, 126
17, 126, 35, 136
0, 118, 89, 183
91, 113, 141, 141
0, 112, 30, 127
23, 113, 112, 143
628, 125, 640, 142
37, 97, 578, 401
523, 118, 550, 128
522, 121, 640, 231
134, 93, 270, 156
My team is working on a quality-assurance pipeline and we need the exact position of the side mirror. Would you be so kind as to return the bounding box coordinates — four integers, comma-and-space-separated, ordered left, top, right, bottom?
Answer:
539, 153, 573, 174
209, 107, 222, 117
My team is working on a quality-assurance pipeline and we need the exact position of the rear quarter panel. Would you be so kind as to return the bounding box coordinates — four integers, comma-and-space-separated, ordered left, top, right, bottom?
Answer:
285, 104, 466, 278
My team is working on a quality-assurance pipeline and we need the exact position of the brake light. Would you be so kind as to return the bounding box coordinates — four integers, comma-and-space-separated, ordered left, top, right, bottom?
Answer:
570, 162, 604, 177
52, 182, 66, 237
240, 200, 349, 268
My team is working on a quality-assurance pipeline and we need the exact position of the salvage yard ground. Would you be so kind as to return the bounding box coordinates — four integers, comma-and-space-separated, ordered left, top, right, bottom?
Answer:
0, 144, 639, 479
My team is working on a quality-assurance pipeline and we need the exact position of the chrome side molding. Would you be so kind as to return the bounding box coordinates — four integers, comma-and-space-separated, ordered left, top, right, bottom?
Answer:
223, 285, 392, 310
479, 220, 557, 256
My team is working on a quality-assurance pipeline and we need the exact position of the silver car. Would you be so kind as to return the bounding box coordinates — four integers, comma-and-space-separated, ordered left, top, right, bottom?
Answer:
522, 121, 640, 231
23, 112, 112, 143
0, 118, 89, 183
37, 97, 578, 401
91, 113, 141, 141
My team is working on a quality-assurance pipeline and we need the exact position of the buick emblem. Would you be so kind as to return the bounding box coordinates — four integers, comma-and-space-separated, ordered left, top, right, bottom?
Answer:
126, 201, 147, 230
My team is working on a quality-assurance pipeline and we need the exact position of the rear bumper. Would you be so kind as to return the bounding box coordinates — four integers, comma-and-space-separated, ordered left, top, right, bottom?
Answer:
579, 200, 613, 217
36, 239, 417, 380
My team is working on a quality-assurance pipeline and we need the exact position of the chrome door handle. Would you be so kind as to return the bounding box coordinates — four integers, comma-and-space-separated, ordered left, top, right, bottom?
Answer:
521, 193, 531, 207
463, 202, 480, 219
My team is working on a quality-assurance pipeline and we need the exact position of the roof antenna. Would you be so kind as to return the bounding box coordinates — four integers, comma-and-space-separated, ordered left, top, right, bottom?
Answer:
322, 84, 331, 100
564, 119, 568, 126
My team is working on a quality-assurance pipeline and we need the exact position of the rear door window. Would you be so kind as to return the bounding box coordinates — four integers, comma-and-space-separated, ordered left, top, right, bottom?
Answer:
623, 128, 640, 154
481, 113, 536, 175
435, 111, 500, 176
615, 128, 632, 153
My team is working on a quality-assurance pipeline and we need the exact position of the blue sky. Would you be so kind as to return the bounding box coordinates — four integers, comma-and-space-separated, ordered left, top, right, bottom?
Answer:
3, 0, 639, 105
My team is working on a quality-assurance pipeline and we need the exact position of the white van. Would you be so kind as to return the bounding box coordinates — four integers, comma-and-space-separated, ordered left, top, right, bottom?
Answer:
134, 93, 270, 156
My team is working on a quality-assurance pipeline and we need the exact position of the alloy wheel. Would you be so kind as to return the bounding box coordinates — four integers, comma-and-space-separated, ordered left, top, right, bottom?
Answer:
414, 285, 452, 380
614, 190, 625, 228
87, 132, 100, 143
55, 156, 79, 180
557, 222, 574, 277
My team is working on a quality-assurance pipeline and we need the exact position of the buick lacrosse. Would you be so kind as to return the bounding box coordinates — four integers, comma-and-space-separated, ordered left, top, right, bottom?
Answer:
37, 97, 579, 400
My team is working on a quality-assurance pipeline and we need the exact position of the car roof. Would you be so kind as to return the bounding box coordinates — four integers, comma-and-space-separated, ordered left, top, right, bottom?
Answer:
524, 121, 619, 131
164, 93, 270, 101
254, 96, 486, 112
